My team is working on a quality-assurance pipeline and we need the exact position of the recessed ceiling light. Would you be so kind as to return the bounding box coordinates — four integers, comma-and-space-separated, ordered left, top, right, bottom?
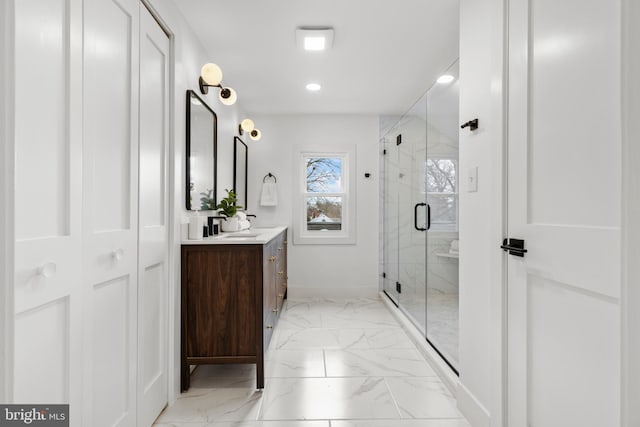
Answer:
306, 83, 321, 91
296, 26, 334, 51
437, 74, 455, 84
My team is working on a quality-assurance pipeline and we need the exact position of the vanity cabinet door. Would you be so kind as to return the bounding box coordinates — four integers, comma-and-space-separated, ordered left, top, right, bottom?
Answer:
275, 234, 287, 314
263, 240, 277, 349
183, 245, 260, 358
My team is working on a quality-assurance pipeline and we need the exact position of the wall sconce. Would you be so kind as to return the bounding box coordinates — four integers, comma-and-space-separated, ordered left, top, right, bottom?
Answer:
199, 63, 237, 106
239, 118, 262, 141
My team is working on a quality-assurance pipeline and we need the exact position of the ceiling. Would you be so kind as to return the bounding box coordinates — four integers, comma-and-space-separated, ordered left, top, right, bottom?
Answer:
174, 0, 460, 116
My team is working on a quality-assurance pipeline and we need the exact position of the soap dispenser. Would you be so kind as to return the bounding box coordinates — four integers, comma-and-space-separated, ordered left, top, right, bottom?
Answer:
188, 210, 203, 240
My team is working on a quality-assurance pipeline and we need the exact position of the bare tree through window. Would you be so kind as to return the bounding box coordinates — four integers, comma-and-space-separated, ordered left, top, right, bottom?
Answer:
305, 157, 343, 230
425, 159, 458, 227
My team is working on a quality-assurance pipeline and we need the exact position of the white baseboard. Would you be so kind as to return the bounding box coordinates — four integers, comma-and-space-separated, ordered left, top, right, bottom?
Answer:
379, 292, 459, 395
457, 381, 491, 427
287, 286, 379, 299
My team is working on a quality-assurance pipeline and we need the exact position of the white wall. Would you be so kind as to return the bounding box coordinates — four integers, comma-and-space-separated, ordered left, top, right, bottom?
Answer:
457, 0, 506, 425
247, 115, 380, 297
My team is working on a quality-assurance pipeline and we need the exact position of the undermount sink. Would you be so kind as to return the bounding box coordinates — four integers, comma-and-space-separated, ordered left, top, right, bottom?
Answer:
222, 233, 260, 240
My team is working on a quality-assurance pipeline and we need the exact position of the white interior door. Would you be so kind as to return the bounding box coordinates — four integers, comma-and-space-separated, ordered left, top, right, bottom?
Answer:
12, 0, 83, 417
507, 0, 621, 425
83, 0, 140, 425
137, 5, 170, 426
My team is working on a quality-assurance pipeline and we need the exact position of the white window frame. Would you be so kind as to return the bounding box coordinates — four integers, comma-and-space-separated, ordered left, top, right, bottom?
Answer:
424, 156, 458, 232
293, 145, 356, 245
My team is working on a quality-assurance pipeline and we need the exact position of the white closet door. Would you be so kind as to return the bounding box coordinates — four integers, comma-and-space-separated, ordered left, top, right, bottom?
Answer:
13, 0, 83, 418
83, 0, 140, 425
137, 5, 170, 426
507, 0, 621, 425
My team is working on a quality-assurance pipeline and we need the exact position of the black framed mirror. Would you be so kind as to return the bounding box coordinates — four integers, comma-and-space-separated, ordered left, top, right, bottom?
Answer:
233, 136, 248, 210
186, 90, 217, 210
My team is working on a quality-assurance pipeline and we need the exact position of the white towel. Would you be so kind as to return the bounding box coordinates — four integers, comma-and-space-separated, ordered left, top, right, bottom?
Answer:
260, 182, 278, 206
236, 211, 247, 221
239, 219, 251, 230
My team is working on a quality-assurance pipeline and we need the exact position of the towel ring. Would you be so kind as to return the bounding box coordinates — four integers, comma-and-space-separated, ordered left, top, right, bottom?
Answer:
263, 173, 277, 183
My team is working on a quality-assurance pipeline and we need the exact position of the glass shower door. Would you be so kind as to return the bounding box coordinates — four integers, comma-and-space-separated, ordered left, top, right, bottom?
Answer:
397, 96, 428, 333
382, 135, 400, 305
425, 60, 460, 370
382, 94, 428, 332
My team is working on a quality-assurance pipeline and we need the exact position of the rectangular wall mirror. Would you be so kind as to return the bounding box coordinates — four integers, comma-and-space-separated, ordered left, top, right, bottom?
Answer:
186, 89, 217, 210
233, 136, 248, 210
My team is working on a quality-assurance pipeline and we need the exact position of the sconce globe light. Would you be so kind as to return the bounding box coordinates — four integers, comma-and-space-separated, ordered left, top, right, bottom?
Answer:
199, 62, 237, 106
249, 129, 262, 141
219, 87, 237, 106
201, 63, 223, 86
239, 118, 255, 133
239, 118, 261, 141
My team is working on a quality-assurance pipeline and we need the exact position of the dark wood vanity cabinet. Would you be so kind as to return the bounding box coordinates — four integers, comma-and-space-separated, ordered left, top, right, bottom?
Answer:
180, 229, 287, 391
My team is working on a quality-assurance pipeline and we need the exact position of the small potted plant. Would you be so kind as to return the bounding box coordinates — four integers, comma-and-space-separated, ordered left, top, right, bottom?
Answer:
216, 189, 243, 232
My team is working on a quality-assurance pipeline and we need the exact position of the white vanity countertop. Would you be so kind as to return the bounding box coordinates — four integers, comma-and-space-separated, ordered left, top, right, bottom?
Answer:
181, 226, 288, 245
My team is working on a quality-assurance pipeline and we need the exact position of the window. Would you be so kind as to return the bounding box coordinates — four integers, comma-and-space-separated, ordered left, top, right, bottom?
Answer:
306, 157, 343, 231
294, 146, 356, 244
425, 158, 458, 231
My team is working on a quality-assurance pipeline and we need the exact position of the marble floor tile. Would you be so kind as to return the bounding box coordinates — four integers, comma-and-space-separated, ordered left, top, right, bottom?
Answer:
155, 388, 262, 423
364, 328, 416, 349
321, 304, 400, 329
273, 328, 369, 350
332, 420, 471, 427
324, 349, 437, 377
189, 364, 257, 389
192, 364, 256, 379
155, 297, 470, 427
385, 377, 462, 419
155, 422, 329, 427
259, 377, 400, 420
265, 350, 326, 378
278, 301, 324, 328
154, 420, 329, 427
278, 311, 324, 329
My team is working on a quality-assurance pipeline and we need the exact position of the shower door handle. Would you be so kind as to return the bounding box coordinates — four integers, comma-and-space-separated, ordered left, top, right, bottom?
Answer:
414, 203, 427, 231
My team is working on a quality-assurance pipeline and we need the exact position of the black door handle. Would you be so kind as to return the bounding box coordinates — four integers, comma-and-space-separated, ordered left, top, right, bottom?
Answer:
500, 238, 528, 257
414, 203, 427, 232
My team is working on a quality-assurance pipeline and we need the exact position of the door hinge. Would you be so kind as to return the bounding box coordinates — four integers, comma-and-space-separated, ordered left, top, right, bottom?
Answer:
396, 134, 402, 146
396, 282, 402, 293
382, 272, 386, 278
383, 149, 387, 155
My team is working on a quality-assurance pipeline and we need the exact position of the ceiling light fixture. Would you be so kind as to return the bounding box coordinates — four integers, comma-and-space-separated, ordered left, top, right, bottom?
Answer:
437, 74, 455, 84
296, 26, 334, 51
239, 118, 262, 141
306, 83, 321, 91
304, 36, 326, 51
198, 63, 237, 106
